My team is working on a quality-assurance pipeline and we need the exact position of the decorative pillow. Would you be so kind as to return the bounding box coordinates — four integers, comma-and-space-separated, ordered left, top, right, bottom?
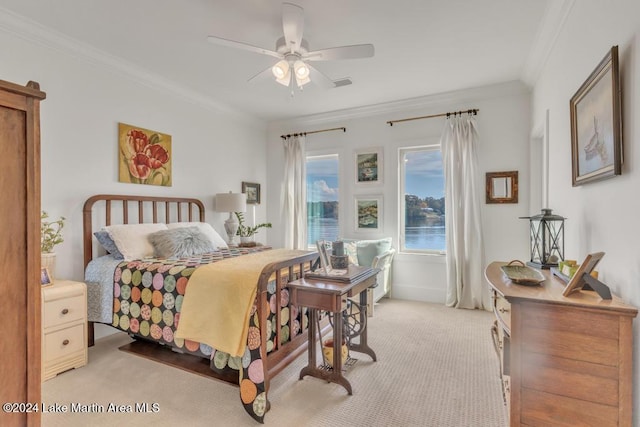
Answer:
344, 241, 359, 265
148, 227, 216, 258
166, 222, 228, 249
355, 238, 393, 267
104, 223, 168, 260
93, 231, 124, 259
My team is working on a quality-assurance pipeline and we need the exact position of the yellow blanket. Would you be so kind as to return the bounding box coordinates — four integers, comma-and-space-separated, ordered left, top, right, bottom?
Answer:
175, 248, 309, 357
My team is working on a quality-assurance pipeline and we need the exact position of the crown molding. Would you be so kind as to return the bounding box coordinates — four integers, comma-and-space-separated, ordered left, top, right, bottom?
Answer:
269, 80, 529, 129
521, 0, 576, 88
0, 7, 258, 124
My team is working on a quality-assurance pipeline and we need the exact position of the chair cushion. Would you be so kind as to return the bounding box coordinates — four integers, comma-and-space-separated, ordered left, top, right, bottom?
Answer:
339, 237, 393, 267
355, 238, 392, 267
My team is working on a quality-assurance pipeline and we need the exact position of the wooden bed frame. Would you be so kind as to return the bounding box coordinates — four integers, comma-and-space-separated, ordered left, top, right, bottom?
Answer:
82, 194, 319, 400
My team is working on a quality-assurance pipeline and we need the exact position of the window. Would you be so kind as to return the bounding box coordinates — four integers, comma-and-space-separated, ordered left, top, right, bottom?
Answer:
306, 154, 339, 247
400, 146, 445, 253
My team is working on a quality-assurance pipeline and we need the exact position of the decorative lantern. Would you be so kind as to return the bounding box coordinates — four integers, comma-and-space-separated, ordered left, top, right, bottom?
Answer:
520, 208, 565, 269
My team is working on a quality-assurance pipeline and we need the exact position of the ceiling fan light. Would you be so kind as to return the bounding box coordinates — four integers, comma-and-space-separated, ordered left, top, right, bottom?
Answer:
272, 60, 289, 79
275, 74, 291, 86
295, 74, 311, 87
293, 60, 310, 79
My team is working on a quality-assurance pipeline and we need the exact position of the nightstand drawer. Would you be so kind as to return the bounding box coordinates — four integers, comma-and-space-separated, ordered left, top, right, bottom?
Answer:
43, 323, 85, 362
43, 294, 85, 328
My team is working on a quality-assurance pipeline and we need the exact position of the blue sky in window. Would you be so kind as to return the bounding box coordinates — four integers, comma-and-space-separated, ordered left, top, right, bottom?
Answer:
404, 150, 444, 198
307, 156, 339, 202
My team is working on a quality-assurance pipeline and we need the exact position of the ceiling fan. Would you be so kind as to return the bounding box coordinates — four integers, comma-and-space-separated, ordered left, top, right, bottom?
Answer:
207, 2, 374, 90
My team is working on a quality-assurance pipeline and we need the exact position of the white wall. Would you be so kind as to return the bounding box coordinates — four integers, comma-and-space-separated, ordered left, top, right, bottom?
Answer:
267, 81, 532, 304
0, 19, 268, 337
531, 1, 640, 422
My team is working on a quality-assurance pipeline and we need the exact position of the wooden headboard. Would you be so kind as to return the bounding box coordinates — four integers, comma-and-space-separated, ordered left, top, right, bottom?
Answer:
83, 194, 205, 268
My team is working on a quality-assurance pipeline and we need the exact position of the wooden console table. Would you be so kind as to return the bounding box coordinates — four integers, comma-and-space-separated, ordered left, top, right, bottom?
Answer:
288, 266, 378, 394
485, 261, 637, 426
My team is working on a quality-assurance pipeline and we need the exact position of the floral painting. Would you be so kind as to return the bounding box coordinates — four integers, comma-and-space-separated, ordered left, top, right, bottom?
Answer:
118, 123, 172, 186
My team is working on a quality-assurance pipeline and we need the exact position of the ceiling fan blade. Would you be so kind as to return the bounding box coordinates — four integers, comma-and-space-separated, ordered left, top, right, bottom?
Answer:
305, 44, 375, 61
282, 2, 304, 53
247, 65, 276, 84
307, 64, 336, 89
207, 35, 283, 59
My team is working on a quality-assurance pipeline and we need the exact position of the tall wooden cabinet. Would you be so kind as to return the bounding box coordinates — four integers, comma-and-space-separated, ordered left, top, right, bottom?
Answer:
0, 79, 46, 427
486, 262, 637, 426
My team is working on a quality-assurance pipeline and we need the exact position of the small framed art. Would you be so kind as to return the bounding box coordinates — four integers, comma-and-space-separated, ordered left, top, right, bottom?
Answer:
41, 268, 53, 287
355, 148, 383, 185
570, 46, 622, 186
355, 196, 382, 231
562, 252, 605, 297
315, 240, 330, 275
242, 182, 261, 204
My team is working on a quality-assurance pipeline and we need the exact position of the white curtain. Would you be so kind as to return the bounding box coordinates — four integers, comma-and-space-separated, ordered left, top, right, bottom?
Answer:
282, 135, 307, 249
441, 115, 489, 310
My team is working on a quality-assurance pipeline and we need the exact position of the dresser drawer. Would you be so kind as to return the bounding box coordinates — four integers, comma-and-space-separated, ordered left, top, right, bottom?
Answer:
43, 294, 85, 328
43, 323, 85, 362
494, 293, 511, 333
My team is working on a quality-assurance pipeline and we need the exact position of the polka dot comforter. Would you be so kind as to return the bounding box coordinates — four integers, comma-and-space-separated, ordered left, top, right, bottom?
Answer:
112, 246, 306, 423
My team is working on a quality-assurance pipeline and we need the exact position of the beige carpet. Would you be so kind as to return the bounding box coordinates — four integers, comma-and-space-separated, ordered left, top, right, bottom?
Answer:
42, 299, 508, 427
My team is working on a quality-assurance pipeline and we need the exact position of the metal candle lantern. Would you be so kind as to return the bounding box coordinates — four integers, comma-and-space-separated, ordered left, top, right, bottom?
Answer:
520, 208, 565, 269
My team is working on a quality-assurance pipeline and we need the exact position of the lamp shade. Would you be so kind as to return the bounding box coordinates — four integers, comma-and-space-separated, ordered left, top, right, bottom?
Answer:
215, 192, 246, 213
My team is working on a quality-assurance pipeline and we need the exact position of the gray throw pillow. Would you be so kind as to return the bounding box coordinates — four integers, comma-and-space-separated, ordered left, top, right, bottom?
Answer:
94, 230, 124, 259
147, 226, 216, 258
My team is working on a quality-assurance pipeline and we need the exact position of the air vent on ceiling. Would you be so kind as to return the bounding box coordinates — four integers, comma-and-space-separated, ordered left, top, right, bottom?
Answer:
333, 77, 352, 88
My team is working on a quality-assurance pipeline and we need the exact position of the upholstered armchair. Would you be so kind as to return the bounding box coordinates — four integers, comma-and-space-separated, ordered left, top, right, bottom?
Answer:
341, 238, 395, 316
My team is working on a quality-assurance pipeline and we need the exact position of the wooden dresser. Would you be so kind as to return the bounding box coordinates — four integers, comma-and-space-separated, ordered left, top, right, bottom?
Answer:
485, 261, 637, 427
42, 280, 88, 381
0, 80, 45, 427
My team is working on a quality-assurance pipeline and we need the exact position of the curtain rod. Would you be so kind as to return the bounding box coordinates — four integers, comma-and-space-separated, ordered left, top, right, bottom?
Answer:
387, 109, 479, 126
280, 126, 346, 140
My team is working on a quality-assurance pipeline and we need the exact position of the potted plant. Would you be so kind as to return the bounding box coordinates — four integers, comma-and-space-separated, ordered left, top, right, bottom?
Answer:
235, 212, 271, 246
41, 211, 65, 281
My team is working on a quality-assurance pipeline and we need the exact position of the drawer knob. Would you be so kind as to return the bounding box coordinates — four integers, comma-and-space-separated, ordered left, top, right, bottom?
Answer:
62, 339, 70, 346
498, 307, 509, 313
61, 308, 69, 315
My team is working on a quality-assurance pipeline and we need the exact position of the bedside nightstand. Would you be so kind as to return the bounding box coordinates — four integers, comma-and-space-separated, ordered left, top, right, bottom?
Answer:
41, 280, 88, 381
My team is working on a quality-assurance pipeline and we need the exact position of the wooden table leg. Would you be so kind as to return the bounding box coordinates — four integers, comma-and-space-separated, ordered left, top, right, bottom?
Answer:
330, 306, 352, 395
298, 307, 353, 395
299, 308, 317, 380
348, 288, 377, 361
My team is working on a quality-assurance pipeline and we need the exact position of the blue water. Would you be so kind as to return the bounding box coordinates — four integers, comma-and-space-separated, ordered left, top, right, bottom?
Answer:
307, 217, 445, 251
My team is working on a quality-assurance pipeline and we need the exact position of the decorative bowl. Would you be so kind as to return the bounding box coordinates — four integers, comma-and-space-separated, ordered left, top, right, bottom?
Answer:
501, 260, 545, 286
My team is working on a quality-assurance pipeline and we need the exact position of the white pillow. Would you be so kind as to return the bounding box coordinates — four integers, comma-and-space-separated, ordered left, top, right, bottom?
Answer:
166, 222, 228, 249
104, 223, 168, 260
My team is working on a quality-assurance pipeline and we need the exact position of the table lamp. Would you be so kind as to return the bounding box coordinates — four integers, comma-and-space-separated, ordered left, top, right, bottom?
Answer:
215, 191, 246, 245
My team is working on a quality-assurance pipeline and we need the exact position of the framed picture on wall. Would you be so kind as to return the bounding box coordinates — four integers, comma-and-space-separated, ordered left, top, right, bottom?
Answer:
355, 147, 383, 185
242, 181, 261, 204
118, 123, 172, 187
570, 45, 622, 186
355, 195, 382, 231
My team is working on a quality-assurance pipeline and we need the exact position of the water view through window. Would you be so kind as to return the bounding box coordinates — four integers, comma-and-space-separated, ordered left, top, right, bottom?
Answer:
306, 155, 339, 246
402, 148, 445, 252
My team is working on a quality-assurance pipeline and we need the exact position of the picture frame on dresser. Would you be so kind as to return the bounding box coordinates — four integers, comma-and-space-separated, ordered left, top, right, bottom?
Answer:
561, 251, 605, 297
40, 268, 52, 286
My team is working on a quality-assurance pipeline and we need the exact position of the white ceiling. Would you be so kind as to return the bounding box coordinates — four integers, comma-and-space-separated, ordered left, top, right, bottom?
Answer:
0, 0, 554, 121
